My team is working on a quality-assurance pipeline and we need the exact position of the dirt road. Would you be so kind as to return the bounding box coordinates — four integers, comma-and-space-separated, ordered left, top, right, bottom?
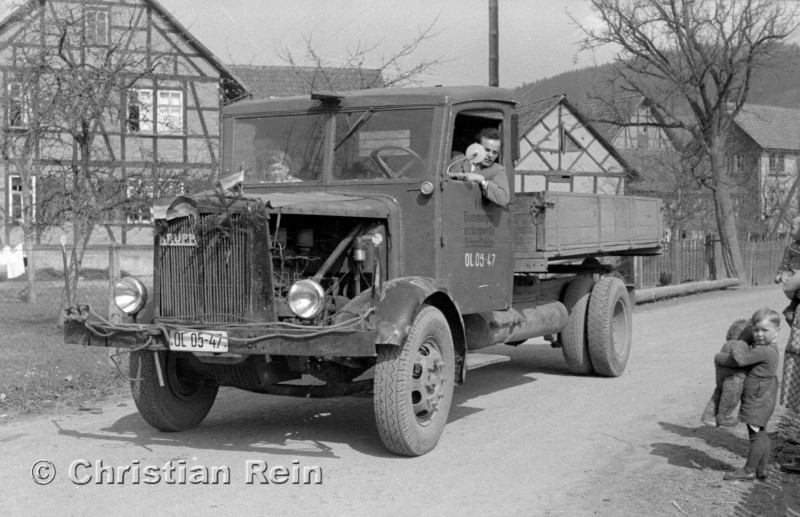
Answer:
1, 286, 799, 516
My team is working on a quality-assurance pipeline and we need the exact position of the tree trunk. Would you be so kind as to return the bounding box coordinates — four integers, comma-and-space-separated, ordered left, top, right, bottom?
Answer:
24, 234, 35, 305
712, 179, 746, 281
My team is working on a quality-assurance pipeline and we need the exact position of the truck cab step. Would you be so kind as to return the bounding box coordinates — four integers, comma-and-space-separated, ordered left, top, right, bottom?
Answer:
466, 353, 511, 370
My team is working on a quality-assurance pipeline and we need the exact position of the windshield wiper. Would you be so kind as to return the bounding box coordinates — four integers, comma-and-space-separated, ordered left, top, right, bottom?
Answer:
334, 109, 374, 151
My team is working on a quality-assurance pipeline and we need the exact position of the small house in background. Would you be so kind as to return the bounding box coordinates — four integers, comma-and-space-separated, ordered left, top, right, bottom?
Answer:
227, 65, 383, 99
515, 94, 639, 195
728, 103, 800, 236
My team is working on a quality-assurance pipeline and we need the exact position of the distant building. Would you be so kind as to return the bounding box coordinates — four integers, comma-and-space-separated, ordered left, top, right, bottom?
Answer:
515, 94, 639, 195
727, 103, 800, 235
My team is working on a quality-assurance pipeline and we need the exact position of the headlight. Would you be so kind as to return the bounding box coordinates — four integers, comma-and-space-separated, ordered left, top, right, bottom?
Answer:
287, 279, 325, 319
113, 277, 148, 315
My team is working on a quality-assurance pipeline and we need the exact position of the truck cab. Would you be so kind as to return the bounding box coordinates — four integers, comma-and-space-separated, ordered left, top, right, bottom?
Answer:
220, 86, 517, 312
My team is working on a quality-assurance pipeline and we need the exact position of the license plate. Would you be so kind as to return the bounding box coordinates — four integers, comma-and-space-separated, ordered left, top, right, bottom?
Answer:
169, 331, 229, 353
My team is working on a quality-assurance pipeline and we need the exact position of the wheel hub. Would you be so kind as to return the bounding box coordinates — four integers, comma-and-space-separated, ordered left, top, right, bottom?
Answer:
410, 341, 447, 424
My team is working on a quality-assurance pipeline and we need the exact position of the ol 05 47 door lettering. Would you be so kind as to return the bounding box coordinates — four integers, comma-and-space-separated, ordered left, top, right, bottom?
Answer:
464, 252, 496, 267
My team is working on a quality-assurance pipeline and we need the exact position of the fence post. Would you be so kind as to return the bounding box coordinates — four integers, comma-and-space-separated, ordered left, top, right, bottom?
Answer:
705, 233, 716, 281
671, 236, 681, 284
108, 243, 122, 324
634, 255, 643, 288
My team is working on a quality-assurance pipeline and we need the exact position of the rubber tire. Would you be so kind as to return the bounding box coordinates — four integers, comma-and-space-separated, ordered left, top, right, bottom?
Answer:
374, 306, 455, 456
560, 275, 596, 375
130, 349, 219, 432
587, 276, 633, 377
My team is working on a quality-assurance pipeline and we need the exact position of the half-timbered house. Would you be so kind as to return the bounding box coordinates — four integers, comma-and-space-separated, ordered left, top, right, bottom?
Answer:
515, 94, 639, 195
0, 0, 245, 246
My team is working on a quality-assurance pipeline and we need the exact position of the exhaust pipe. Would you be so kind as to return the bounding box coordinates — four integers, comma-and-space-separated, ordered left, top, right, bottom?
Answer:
464, 301, 568, 350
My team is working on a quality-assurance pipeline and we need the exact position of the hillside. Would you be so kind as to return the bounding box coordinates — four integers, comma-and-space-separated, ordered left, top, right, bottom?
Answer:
515, 46, 800, 109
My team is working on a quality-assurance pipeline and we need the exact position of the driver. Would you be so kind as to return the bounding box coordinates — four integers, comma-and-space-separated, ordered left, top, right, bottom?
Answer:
450, 128, 509, 207
253, 137, 301, 183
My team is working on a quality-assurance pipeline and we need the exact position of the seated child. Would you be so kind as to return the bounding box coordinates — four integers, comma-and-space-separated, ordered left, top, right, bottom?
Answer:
701, 319, 754, 427
775, 215, 800, 324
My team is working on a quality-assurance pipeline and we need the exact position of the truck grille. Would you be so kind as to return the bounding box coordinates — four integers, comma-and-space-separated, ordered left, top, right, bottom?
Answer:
157, 216, 250, 322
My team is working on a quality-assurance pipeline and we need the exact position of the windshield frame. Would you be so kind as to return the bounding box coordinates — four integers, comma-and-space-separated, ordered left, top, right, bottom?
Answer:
224, 106, 441, 187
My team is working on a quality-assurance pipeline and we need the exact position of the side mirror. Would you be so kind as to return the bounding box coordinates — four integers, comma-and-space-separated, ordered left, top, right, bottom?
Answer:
216, 170, 243, 191
465, 143, 487, 164
447, 143, 486, 175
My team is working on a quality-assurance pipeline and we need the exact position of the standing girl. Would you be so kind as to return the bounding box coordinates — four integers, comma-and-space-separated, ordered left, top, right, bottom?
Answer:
714, 308, 781, 481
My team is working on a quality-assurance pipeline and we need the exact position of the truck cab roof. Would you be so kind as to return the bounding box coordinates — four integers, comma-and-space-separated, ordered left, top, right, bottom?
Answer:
224, 85, 518, 115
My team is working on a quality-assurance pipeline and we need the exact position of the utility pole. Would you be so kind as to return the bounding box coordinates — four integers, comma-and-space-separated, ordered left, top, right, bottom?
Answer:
489, 0, 499, 86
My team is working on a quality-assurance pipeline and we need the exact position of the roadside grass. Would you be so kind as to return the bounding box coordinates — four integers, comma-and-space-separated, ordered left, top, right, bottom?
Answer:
0, 279, 128, 421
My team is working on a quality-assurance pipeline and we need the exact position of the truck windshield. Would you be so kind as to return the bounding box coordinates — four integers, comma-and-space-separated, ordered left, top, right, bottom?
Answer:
230, 108, 435, 184
333, 108, 434, 181
232, 114, 326, 183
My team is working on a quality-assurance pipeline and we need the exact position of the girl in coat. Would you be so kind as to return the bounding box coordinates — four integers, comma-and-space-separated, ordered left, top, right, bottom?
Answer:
714, 307, 781, 481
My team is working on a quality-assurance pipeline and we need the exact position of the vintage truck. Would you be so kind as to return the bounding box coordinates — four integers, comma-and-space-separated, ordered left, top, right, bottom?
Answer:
64, 86, 663, 456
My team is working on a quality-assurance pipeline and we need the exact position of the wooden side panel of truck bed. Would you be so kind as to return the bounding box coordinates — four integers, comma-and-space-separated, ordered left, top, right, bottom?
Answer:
513, 191, 663, 271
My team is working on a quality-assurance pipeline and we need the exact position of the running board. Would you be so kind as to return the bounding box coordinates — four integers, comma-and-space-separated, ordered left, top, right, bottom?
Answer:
466, 353, 511, 370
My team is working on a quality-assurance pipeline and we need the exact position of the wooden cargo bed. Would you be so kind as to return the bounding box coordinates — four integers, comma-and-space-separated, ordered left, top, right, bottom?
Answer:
513, 191, 663, 272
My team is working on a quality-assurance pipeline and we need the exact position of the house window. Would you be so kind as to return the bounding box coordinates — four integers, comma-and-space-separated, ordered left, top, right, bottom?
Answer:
86, 8, 109, 45
637, 126, 650, 149
157, 90, 183, 134
728, 154, 747, 175
769, 152, 785, 175
7, 82, 28, 128
559, 125, 581, 153
128, 89, 183, 134
8, 174, 35, 223
128, 89, 153, 133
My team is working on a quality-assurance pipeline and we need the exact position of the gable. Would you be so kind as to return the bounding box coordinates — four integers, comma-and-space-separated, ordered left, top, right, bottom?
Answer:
0, 0, 245, 100
516, 96, 635, 179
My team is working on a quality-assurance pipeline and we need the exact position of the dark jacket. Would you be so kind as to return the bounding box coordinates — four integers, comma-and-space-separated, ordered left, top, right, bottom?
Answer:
715, 343, 779, 427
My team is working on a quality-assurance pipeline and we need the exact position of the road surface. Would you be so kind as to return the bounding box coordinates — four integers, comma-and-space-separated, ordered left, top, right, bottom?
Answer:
1, 285, 799, 516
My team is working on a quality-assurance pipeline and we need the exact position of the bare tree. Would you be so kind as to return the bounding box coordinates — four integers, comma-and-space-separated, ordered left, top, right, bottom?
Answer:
276, 16, 447, 90
3, 2, 171, 300
575, 0, 800, 280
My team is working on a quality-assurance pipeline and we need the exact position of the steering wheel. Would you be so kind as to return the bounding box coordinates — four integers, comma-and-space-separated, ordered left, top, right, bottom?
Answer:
369, 146, 426, 179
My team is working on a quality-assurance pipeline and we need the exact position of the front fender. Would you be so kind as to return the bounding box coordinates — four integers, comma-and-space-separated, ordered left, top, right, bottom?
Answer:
337, 277, 452, 345
335, 277, 467, 383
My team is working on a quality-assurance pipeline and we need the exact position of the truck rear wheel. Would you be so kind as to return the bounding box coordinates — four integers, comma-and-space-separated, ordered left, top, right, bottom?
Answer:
374, 306, 455, 456
560, 275, 596, 375
587, 276, 632, 377
130, 349, 218, 431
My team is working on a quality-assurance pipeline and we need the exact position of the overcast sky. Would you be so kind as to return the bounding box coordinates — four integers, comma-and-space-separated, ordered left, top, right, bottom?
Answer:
158, 0, 617, 88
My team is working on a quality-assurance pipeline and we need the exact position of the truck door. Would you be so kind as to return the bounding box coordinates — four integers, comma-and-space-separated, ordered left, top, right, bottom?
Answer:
440, 109, 513, 313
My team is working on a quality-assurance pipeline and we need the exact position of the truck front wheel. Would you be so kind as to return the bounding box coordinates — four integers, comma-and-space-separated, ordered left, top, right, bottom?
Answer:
374, 306, 455, 456
130, 350, 219, 431
587, 276, 632, 377
560, 275, 596, 375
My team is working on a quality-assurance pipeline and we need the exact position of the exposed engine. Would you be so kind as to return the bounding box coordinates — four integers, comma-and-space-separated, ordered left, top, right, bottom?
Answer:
268, 214, 386, 323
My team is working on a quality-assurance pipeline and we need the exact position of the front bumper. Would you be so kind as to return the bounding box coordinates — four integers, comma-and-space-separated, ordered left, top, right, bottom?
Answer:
63, 305, 378, 357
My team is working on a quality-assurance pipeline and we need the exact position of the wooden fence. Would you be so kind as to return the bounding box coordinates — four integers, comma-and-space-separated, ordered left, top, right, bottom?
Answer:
636, 237, 787, 288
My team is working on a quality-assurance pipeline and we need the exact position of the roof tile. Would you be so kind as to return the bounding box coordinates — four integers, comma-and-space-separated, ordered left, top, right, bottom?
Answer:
734, 103, 800, 151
